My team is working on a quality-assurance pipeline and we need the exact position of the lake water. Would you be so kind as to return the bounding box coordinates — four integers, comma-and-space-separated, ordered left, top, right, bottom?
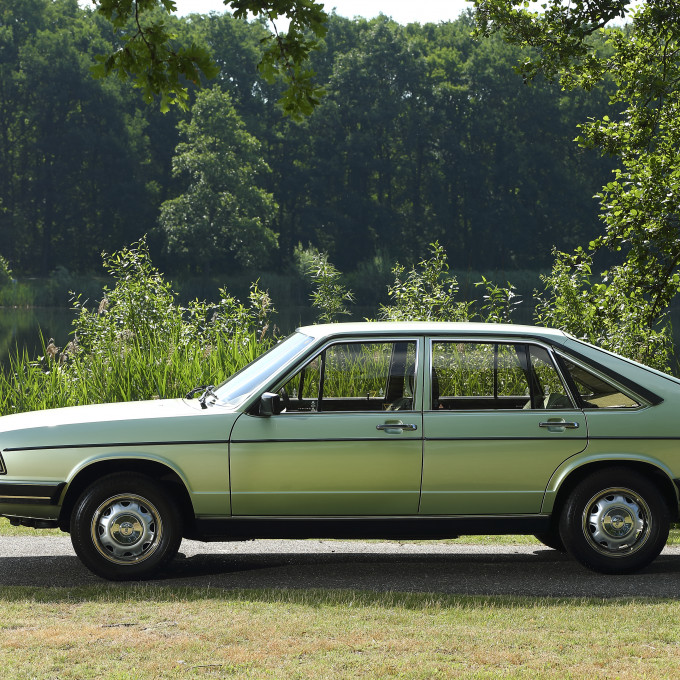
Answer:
0, 308, 76, 365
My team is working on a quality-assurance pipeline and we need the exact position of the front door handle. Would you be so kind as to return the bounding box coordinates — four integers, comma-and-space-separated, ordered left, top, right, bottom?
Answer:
376, 423, 418, 432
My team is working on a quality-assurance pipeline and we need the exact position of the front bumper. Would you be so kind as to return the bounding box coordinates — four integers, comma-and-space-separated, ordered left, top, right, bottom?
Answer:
0, 481, 66, 505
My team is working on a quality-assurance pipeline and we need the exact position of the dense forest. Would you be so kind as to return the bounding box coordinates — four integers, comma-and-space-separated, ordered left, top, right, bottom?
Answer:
0, 0, 616, 279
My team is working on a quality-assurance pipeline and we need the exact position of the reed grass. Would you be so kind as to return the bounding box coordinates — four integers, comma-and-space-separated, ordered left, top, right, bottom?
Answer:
0, 239, 273, 416
0, 329, 265, 415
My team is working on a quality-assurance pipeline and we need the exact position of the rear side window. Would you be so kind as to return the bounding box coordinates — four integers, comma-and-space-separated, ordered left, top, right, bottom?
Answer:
560, 358, 640, 408
431, 341, 573, 410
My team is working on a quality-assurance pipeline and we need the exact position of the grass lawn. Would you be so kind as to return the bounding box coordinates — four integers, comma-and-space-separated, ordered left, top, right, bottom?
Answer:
1, 586, 679, 679
2, 520, 680, 678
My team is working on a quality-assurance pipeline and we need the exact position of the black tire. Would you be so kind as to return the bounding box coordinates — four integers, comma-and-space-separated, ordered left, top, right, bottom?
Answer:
559, 468, 670, 574
70, 473, 183, 581
533, 529, 565, 552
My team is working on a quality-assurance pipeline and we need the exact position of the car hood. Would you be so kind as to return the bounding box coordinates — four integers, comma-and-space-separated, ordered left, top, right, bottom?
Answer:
0, 398, 238, 450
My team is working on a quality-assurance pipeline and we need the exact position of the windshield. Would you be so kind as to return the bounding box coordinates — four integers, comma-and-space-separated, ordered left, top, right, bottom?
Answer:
213, 332, 315, 408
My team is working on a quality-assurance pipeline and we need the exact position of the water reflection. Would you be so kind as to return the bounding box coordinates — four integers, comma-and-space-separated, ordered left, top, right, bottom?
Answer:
0, 308, 75, 367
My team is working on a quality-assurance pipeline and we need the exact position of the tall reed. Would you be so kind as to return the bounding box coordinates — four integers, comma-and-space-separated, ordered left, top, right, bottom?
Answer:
0, 239, 274, 416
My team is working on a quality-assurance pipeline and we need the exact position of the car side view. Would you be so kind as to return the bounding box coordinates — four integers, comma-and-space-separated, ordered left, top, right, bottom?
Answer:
1, 322, 678, 580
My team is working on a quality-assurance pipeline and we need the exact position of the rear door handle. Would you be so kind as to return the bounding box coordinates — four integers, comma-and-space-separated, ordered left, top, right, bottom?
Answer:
376, 423, 418, 432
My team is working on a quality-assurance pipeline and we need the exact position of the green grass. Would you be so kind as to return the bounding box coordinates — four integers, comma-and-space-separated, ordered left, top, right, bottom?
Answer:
0, 518, 63, 537
0, 586, 679, 679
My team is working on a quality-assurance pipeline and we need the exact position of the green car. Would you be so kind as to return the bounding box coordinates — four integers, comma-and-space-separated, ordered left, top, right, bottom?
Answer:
1, 322, 679, 580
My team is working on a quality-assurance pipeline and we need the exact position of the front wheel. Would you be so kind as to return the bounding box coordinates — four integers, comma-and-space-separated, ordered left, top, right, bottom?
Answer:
559, 468, 670, 574
70, 473, 182, 581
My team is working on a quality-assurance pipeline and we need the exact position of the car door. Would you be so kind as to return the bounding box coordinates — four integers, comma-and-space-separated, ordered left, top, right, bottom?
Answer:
230, 337, 424, 516
420, 338, 587, 515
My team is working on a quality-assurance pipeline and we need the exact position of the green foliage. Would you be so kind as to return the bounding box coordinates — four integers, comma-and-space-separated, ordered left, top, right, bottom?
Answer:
2, 6, 614, 278
232, 0, 328, 119
1, 237, 675, 417
158, 87, 278, 272
473, 0, 680, 357
535, 249, 673, 372
294, 244, 354, 323
378, 243, 523, 325
285, 15, 611, 272
0, 254, 12, 287
71, 236, 179, 355
379, 243, 472, 322
0, 283, 34, 308
476, 276, 522, 324
91, 0, 219, 112
0, 238, 275, 415
91, 0, 326, 117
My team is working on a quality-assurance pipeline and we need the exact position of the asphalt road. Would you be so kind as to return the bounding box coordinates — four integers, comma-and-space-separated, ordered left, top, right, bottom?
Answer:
2, 536, 680, 597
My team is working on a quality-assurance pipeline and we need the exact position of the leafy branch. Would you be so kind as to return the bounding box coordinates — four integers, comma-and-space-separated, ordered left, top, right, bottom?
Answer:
88, 0, 327, 116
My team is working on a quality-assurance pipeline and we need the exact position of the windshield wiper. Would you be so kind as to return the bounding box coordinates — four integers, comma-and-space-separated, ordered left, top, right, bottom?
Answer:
185, 384, 217, 409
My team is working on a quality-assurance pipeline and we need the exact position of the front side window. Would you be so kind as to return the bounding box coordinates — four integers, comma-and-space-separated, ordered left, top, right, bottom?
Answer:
279, 340, 417, 413
560, 358, 641, 408
431, 341, 573, 410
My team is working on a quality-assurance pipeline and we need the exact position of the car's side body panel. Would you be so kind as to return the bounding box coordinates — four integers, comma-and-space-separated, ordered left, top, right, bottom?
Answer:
0, 443, 231, 518
421, 409, 588, 514
229, 411, 423, 515
0, 399, 236, 519
542, 445, 680, 514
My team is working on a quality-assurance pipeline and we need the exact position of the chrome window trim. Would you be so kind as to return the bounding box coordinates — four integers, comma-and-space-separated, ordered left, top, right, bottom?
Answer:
541, 344, 578, 409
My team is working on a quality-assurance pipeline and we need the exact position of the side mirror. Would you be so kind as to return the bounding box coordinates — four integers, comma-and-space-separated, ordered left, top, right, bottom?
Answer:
259, 392, 282, 417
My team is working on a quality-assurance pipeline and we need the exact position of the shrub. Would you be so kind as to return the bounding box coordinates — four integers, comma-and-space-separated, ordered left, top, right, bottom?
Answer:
535, 249, 673, 372
378, 242, 520, 324
294, 244, 354, 323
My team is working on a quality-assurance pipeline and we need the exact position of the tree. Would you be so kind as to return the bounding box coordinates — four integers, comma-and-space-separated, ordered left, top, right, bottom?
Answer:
474, 0, 680, 339
158, 87, 278, 274
86, 0, 327, 116
0, 0, 157, 274
1, 7, 617, 278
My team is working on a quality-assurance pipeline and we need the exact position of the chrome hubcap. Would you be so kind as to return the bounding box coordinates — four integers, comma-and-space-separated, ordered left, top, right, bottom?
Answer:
582, 487, 650, 556
91, 494, 162, 565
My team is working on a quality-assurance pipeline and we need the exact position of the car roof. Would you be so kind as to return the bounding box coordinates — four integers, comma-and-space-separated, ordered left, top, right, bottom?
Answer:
295, 321, 570, 341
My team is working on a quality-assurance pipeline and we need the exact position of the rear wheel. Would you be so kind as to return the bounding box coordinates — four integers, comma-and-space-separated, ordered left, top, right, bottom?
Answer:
559, 468, 670, 574
70, 473, 182, 581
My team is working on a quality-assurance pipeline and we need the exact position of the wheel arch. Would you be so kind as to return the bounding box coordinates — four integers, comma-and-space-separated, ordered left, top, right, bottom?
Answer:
58, 458, 195, 534
544, 458, 680, 523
